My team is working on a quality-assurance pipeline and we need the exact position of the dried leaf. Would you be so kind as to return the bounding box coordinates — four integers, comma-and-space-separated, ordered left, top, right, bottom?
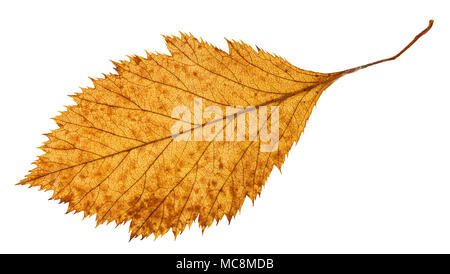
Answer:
19, 21, 433, 240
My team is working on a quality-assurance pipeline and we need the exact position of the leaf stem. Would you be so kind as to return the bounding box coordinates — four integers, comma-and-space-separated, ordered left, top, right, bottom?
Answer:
342, 20, 434, 74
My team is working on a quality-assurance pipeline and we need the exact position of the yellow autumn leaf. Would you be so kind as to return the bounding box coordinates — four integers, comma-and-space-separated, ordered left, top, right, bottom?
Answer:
19, 21, 433, 240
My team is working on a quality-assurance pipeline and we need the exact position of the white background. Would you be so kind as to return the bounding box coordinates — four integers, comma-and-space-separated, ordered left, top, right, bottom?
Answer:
1, 0, 449, 253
